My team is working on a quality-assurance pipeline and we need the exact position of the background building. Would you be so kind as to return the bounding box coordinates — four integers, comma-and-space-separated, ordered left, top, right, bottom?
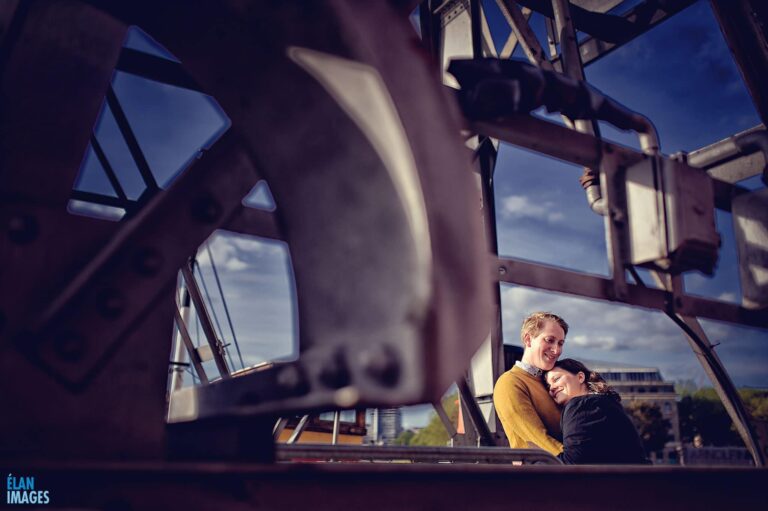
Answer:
367, 408, 404, 445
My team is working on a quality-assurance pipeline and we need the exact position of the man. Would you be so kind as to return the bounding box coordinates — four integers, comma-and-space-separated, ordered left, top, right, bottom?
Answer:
493, 311, 568, 456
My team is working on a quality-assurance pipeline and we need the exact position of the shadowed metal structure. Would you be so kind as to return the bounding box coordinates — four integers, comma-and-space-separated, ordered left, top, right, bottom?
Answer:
1, 0, 767, 509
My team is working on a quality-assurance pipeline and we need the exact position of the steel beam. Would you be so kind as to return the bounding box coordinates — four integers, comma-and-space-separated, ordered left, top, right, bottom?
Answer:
0, 1, 126, 206
497, 0, 553, 69
496, 256, 768, 329
21, 132, 255, 387
116, 46, 202, 92
550, 0, 697, 69
172, 296, 209, 385
710, 0, 768, 126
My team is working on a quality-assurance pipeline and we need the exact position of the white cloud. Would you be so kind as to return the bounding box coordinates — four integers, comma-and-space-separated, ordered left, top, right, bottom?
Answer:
196, 232, 288, 272
500, 195, 564, 224
501, 286, 690, 355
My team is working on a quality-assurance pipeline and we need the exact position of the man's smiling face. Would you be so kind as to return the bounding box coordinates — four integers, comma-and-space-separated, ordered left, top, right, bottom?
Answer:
523, 319, 565, 371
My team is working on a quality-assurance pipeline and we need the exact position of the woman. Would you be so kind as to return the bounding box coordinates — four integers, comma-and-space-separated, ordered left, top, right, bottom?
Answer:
545, 359, 650, 465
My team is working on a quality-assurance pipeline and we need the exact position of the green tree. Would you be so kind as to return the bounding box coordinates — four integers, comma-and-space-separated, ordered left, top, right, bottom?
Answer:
626, 402, 672, 455
409, 393, 459, 446
677, 388, 768, 446
392, 429, 415, 446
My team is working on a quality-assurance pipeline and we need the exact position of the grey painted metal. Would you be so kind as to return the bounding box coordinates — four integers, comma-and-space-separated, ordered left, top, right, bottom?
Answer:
193, 259, 236, 370
476, 139, 506, 438
552, 0, 610, 217
497, 256, 768, 329
732, 189, 768, 309
471, 115, 641, 169
457, 377, 495, 446
171, 291, 209, 385
331, 411, 341, 445
687, 124, 768, 184
492, 1, 532, 58
205, 244, 245, 370
273, 417, 290, 440
287, 414, 311, 444
598, 151, 629, 300
498, 0, 554, 69
550, 0, 697, 70
168, 283, 192, 393
276, 443, 560, 464
433, 401, 458, 441
544, 11, 558, 58
181, 263, 231, 379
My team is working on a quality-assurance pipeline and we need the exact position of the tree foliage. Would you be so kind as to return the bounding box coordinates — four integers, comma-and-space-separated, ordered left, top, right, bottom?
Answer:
677, 388, 768, 446
398, 393, 459, 447
626, 401, 672, 454
392, 429, 416, 446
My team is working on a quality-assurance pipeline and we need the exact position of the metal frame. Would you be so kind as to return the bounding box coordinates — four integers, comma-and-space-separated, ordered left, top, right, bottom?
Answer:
435, 1, 768, 463
2, 3, 768, 507
276, 443, 560, 464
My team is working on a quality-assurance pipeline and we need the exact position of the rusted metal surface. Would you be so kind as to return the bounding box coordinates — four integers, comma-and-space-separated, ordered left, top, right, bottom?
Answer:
2, 462, 767, 510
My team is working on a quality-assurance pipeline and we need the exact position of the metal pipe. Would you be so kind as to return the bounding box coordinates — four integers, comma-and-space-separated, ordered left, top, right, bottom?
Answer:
687, 126, 768, 185
287, 415, 311, 444
332, 411, 341, 445
551, 0, 610, 216
181, 261, 231, 379
273, 417, 290, 440
168, 282, 191, 392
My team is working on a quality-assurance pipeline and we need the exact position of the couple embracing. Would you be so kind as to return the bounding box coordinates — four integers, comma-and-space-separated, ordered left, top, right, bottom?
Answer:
493, 312, 650, 465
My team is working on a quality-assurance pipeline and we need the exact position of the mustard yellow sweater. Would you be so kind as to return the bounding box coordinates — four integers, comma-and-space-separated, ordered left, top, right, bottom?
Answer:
493, 366, 563, 456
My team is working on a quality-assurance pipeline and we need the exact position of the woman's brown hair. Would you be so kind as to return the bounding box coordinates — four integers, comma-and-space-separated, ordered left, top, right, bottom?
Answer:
552, 358, 620, 401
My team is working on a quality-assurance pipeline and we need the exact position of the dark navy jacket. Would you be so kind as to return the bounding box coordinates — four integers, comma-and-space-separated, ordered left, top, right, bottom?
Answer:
558, 393, 650, 465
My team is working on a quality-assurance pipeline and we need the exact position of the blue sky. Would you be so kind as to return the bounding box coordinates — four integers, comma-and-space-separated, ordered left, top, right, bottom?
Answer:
70, 1, 767, 428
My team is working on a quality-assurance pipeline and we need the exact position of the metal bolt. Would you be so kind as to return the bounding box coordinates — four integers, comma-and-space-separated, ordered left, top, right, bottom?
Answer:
7, 214, 39, 244
276, 364, 309, 395
132, 247, 164, 276
53, 331, 87, 363
498, 266, 507, 276
319, 348, 350, 389
97, 288, 125, 319
360, 344, 400, 388
190, 195, 221, 223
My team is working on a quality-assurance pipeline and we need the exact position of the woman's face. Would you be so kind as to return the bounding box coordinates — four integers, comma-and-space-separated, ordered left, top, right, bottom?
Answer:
546, 367, 587, 405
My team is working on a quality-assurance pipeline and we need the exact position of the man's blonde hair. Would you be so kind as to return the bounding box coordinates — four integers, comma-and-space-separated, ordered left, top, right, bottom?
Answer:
520, 312, 569, 343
